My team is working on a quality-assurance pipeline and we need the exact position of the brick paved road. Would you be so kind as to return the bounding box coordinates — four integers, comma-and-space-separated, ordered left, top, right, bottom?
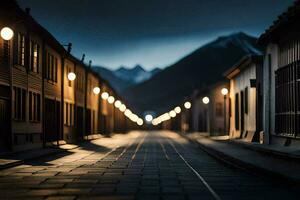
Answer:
0, 131, 299, 200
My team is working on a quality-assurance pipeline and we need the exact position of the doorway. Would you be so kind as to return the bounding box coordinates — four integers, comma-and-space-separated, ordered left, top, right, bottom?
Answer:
0, 98, 10, 152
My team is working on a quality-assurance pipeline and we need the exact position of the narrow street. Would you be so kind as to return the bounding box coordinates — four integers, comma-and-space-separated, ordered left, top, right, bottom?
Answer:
0, 131, 299, 200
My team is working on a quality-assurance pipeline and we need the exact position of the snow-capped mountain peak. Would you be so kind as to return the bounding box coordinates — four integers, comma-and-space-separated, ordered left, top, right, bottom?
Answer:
114, 65, 161, 84
212, 32, 262, 55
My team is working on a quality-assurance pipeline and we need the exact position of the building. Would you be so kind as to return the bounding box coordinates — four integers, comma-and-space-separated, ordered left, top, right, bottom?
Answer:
179, 80, 230, 136
258, 1, 300, 146
224, 55, 263, 142
0, 0, 136, 153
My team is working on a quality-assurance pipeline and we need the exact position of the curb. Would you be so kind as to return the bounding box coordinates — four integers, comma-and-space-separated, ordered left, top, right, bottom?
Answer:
229, 140, 300, 161
179, 133, 299, 183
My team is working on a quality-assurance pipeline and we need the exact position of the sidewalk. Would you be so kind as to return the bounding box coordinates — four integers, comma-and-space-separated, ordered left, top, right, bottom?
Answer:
0, 144, 78, 170
182, 132, 300, 182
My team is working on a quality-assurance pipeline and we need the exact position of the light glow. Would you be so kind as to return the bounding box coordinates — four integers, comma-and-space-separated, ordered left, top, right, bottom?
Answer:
101, 92, 109, 100
93, 87, 100, 95
174, 106, 181, 114
119, 104, 126, 112
221, 88, 229, 96
202, 96, 210, 104
0, 27, 14, 41
114, 100, 122, 108
184, 101, 191, 109
67, 72, 76, 81
169, 110, 176, 118
137, 119, 144, 126
145, 114, 153, 122
108, 96, 115, 104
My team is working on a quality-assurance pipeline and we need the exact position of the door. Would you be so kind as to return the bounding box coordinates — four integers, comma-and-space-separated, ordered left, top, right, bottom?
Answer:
0, 98, 10, 152
45, 99, 61, 143
85, 109, 91, 136
76, 106, 84, 140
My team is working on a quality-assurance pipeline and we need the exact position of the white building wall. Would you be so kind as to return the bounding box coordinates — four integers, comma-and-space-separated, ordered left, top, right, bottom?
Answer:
229, 63, 257, 139
262, 43, 278, 144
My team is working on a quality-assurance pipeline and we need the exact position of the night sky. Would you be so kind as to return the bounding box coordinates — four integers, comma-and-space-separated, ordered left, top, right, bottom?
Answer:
18, 0, 294, 70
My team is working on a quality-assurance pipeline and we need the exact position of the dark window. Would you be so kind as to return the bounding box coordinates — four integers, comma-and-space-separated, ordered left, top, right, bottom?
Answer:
14, 87, 26, 121
240, 91, 244, 132
215, 102, 223, 117
235, 93, 239, 130
17, 33, 25, 66
45, 52, 58, 82
1, 40, 10, 66
30, 41, 39, 73
245, 87, 248, 114
29, 91, 41, 122
64, 102, 74, 126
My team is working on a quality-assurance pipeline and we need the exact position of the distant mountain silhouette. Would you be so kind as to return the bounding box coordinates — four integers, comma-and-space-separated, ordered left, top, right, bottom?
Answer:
92, 66, 132, 93
123, 32, 262, 114
93, 65, 161, 93
115, 65, 161, 84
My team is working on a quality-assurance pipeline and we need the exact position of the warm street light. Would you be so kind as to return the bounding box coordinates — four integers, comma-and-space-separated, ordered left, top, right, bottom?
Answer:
114, 100, 121, 108
145, 114, 153, 122
108, 96, 115, 104
174, 106, 181, 114
119, 104, 126, 112
221, 87, 228, 134
184, 101, 191, 109
202, 96, 210, 104
93, 87, 100, 95
101, 92, 109, 100
169, 110, 176, 118
221, 88, 229, 96
125, 109, 132, 117
0, 27, 14, 41
67, 72, 76, 81
137, 118, 144, 126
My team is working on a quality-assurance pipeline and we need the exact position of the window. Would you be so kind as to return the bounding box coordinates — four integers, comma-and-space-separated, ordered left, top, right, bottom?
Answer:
245, 87, 248, 114
13, 87, 26, 121
215, 102, 223, 117
17, 33, 25, 66
64, 102, 74, 126
1, 40, 10, 66
30, 41, 39, 73
67, 66, 72, 87
45, 52, 58, 82
235, 93, 239, 130
29, 91, 40, 122
279, 40, 300, 68
76, 71, 85, 91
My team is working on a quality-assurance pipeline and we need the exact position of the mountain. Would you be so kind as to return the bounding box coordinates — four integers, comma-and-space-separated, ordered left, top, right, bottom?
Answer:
115, 65, 161, 84
92, 65, 162, 93
92, 66, 132, 93
123, 32, 262, 114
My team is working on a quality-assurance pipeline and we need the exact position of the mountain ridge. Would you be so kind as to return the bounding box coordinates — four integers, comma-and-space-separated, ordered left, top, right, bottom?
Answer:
122, 32, 262, 114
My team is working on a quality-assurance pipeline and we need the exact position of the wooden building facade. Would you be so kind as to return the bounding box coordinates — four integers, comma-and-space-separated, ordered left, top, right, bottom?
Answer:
0, 0, 130, 152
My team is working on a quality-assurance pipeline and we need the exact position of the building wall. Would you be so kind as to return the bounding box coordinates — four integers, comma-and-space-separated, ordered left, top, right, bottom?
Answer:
86, 73, 100, 135
10, 25, 44, 151
63, 58, 76, 142
229, 63, 257, 140
263, 44, 278, 144
209, 82, 229, 136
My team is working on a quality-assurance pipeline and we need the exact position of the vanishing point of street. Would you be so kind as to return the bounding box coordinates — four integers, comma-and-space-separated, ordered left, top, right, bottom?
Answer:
0, 131, 299, 200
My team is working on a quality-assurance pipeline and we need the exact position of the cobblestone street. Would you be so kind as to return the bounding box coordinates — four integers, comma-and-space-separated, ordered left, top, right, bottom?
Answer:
0, 131, 299, 200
